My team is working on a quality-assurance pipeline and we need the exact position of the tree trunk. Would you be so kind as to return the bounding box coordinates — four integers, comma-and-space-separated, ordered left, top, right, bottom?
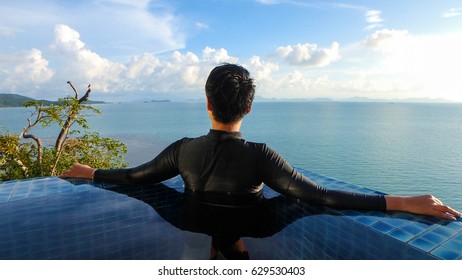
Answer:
54, 82, 91, 152
19, 104, 45, 172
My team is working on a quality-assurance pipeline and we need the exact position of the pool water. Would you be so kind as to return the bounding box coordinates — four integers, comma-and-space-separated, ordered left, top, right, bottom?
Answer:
1, 169, 461, 260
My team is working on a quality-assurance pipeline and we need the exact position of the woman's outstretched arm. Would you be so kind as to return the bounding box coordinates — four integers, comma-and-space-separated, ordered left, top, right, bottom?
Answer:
60, 140, 182, 184
257, 145, 461, 221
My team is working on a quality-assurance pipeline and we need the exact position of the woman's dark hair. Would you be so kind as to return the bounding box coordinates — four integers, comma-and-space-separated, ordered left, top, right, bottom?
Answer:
205, 63, 255, 124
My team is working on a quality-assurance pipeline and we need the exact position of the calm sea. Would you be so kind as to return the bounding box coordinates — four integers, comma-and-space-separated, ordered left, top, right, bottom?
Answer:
1, 102, 461, 210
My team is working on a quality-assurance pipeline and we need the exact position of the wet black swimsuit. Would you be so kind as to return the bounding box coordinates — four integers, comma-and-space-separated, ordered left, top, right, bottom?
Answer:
95, 129, 386, 211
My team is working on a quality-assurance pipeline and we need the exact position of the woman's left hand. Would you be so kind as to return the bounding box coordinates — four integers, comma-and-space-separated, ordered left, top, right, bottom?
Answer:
59, 163, 96, 180
386, 194, 462, 220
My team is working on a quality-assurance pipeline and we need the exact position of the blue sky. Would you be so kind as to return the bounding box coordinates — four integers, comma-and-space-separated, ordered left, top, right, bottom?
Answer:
1, 0, 461, 102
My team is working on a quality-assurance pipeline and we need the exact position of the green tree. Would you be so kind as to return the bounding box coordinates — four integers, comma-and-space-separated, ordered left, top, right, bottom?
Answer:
0, 82, 127, 181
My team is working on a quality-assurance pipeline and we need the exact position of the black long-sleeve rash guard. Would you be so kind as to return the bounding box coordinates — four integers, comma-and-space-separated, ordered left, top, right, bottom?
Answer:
95, 129, 386, 211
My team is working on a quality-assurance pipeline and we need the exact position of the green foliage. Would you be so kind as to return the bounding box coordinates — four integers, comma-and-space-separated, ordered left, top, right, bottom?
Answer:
58, 132, 127, 172
0, 85, 127, 181
0, 133, 31, 180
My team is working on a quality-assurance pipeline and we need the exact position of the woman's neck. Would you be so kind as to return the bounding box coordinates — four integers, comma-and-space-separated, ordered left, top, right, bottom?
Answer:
211, 119, 242, 132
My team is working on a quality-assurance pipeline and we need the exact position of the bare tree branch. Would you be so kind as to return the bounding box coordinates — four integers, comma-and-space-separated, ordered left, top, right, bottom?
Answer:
55, 83, 92, 156
67, 81, 79, 99
23, 134, 43, 164
19, 104, 45, 166
19, 106, 43, 138
79, 84, 91, 103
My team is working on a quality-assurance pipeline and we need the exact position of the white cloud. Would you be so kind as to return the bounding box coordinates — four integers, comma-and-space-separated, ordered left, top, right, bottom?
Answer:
364, 29, 410, 52
195, 22, 209, 30
2, 19, 461, 103
13, 49, 54, 83
246, 56, 278, 81
47, 25, 206, 94
44, 26, 243, 96
0, 48, 54, 95
50, 24, 126, 93
202, 47, 237, 64
442, 8, 462, 18
126, 53, 161, 80
365, 10, 383, 29
365, 10, 382, 23
248, 29, 462, 101
352, 30, 462, 101
160, 51, 201, 87
0, 20, 244, 98
52, 24, 85, 51
386, 34, 462, 100
0, 0, 185, 57
275, 42, 340, 67
148, 48, 237, 92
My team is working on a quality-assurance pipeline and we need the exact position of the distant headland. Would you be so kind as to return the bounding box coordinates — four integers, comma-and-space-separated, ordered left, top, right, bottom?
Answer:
0, 93, 106, 108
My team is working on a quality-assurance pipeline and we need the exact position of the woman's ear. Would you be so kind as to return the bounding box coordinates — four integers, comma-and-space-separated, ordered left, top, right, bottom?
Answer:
246, 106, 252, 115
206, 97, 213, 111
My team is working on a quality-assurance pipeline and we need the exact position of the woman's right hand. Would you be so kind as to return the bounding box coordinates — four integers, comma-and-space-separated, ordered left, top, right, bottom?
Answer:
60, 163, 96, 179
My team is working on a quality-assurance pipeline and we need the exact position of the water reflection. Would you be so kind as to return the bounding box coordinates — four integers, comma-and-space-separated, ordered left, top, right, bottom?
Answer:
101, 182, 331, 259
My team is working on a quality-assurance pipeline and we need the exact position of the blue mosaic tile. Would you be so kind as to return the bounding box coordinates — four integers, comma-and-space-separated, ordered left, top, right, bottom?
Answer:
371, 221, 394, 234
381, 217, 411, 228
441, 239, 462, 253
351, 215, 381, 228
401, 222, 431, 236
454, 233, 462, 242
446, 221, 462, 231
410, 237, 439, 252
388, 228, 415, 242
420, 232, 448, 244
430, 225, 457, 238
431, 247, 461, 260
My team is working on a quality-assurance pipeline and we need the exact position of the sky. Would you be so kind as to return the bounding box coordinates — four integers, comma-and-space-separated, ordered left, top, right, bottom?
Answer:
1, 0, 462, 102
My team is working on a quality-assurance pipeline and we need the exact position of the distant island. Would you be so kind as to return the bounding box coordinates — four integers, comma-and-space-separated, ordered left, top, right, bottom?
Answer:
143, 99, 170, 103
0, 93, 106, 108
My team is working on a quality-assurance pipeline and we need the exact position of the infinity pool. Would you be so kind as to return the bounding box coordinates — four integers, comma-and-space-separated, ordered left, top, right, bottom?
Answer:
1, 169, 461, 259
